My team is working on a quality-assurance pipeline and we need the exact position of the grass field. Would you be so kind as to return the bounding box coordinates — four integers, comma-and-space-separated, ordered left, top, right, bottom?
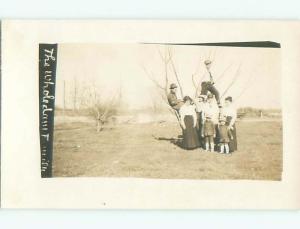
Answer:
53, 118, 282, 180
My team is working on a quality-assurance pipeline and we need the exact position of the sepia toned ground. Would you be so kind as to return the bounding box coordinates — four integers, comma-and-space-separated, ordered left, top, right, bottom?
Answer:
53, 119, 283, 180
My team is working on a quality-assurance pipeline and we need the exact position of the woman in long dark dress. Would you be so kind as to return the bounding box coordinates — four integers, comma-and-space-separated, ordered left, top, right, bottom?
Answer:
194, 95, 206, 148
179, 96, 200, 150
222, 96, 238, 152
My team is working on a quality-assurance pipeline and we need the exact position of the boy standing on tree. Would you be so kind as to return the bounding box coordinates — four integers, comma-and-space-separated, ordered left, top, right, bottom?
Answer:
200, 60, 221, 107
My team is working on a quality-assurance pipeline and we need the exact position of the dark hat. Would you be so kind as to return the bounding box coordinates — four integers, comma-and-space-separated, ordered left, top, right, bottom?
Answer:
225, 96, 233, 102
183, 96, 192, 102
204, 60, 212, 65
169, 83, 177, 89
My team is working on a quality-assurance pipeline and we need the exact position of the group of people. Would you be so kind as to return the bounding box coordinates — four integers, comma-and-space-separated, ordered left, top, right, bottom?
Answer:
167, 81, 238, 154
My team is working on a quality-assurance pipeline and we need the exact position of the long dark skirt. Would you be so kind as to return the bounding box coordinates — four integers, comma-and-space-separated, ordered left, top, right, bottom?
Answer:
214, 124, 220, 151
182, 115, 200, 150
226, 116, 238, 152
196, 112, 205, 148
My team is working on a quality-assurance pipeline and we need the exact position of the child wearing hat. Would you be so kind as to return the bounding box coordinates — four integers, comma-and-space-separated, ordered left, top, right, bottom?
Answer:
202, 114, 216, 152
218, 116, 233, 154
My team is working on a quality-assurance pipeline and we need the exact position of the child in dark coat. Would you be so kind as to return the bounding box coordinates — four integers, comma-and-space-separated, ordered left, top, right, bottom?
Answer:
202, 115, 216, 152
218, 117, 233, 154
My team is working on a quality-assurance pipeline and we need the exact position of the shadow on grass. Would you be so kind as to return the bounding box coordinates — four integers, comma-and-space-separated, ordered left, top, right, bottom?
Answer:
153, 134, 208, 151
152, 135, 185, 149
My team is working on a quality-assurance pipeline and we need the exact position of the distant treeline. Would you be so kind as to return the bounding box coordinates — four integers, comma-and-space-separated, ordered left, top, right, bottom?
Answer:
237, 107, 281, 118
56, 106, 282, 119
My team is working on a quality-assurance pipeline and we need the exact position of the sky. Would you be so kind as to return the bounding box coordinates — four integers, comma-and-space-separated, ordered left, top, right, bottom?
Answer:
55, 43, 281, 110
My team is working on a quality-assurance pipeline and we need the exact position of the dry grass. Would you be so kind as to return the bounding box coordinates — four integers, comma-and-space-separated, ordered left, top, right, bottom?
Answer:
53, 119, 282, 180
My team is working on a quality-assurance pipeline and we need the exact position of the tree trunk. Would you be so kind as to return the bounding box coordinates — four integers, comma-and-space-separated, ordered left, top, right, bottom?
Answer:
96, 111, 103, 132
96, 119, 103, 132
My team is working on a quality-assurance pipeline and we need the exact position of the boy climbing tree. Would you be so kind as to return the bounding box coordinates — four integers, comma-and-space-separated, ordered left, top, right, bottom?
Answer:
200, 60, 221, 107
167, 83, 184, 112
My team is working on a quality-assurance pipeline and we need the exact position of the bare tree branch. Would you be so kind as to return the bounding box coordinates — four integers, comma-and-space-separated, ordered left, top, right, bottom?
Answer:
235, 71, 256, 101
80, 83, 121, 132
215, 63, 233, 84
142, 65, 165, 90
221, 63, 242, 99
163, 46, 170, 95
211, 47, 218, 62
192, 74, 198, 90
157, 46, 165, 62
168, 48, 184, 98
193, 56, 202, 76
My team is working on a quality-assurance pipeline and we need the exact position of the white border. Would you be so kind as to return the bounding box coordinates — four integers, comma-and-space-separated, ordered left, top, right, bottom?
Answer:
1, 20, 300, 209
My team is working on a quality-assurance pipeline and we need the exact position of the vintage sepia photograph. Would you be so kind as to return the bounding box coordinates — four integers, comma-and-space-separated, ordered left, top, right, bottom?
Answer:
51, 42, 282, 180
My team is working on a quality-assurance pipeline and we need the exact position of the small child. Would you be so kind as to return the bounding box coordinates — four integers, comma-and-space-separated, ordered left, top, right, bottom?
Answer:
202, 115, 216, 152
218, 117, 233, 154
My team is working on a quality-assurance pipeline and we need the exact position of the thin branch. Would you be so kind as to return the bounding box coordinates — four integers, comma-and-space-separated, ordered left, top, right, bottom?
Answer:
208, 49, 214, 60
163, 47, 170, 95
157, 46, 164, 62
141, 65, 165, 90
211, 47, 218, 62
192, 74, 198, 90
221, 63, 242, 99
192, 74, 200, 97
235, 71, 256, 101
100, 92, 119, 120
193, 56, 202, 76
157, 45, 172, 64
215, 63, 233, 84
168, 48, 184, 98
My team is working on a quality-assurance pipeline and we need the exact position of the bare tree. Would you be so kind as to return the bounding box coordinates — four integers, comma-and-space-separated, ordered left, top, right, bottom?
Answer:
143, 45, 246, 125
81, 84, 121, 132
142, 46, 186, 124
